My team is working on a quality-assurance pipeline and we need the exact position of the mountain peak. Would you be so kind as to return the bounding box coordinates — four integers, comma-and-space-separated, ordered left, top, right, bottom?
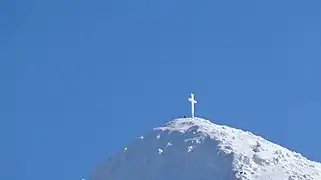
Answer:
155, 117, 287, 155
92, 117, 321, 180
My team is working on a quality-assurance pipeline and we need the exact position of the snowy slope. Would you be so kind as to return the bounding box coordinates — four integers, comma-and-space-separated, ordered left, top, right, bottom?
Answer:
92, 117, 321, 180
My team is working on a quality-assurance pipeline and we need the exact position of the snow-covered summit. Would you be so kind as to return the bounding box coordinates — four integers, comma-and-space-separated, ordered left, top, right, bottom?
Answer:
92, 117, 321, 180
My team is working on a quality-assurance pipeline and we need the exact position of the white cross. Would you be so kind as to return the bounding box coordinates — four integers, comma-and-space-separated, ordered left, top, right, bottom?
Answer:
188, 93, 197, 118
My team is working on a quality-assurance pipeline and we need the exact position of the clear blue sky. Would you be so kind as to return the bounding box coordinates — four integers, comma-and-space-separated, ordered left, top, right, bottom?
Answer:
2, 1, 321, 180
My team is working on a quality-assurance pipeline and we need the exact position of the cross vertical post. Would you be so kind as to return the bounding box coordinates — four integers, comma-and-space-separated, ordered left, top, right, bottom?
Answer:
188, 93, 197, 118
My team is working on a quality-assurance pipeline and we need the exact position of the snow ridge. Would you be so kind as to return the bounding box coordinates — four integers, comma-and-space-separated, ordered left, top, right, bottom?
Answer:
92, 117, 321, 180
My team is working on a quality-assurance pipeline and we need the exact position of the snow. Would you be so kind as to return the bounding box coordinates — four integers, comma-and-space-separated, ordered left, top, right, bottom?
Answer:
92, 117, 321, 180
158, 149, 164, 154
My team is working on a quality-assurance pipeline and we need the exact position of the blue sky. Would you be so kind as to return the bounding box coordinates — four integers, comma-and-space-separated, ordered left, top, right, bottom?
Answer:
2, 1, 321, 180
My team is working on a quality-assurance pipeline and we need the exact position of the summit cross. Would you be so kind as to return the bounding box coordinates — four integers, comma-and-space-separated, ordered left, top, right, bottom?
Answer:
188, 93, 197, 118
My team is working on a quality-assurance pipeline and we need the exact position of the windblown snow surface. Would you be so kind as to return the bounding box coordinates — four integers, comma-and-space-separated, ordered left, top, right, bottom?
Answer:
92, 117, 321, 180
